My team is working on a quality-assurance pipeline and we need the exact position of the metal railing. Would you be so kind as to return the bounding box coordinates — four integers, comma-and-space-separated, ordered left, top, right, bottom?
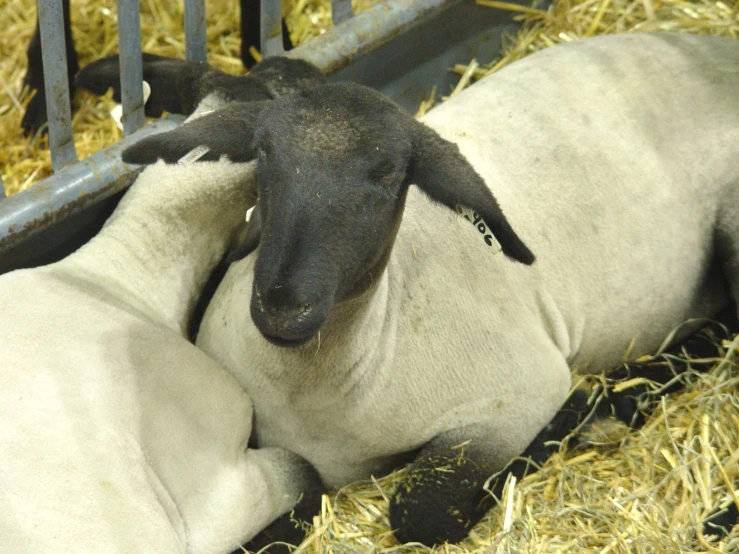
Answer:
1, 0, 487, 258
33, 0, 359, 173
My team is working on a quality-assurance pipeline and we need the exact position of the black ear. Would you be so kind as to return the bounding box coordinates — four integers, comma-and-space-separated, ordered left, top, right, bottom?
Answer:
75, 53, 211, 117
407, 120, 535, 265
122, 101, 269, 165
227, 202, 262, 262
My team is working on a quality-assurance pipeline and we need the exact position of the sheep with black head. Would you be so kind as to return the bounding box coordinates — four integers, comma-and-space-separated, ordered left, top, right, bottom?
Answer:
21, 0, 294, 133
116, 33, 739, 546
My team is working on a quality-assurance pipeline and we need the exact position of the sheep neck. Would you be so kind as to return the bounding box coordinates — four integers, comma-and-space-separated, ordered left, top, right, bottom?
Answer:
59, 161, 255, 335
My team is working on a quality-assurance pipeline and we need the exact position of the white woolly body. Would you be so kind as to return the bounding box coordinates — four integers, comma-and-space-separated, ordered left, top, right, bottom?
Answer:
0, 155, 302, 553
197, 33, 739, 487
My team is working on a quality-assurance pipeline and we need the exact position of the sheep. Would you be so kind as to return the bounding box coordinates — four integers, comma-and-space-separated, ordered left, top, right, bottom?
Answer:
113, 32, 739, 546
0, 57, 328, 552
21, 0, 293, 133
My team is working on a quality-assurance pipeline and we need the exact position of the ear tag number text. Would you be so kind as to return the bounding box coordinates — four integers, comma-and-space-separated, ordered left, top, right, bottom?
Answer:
456, 205, 502, 254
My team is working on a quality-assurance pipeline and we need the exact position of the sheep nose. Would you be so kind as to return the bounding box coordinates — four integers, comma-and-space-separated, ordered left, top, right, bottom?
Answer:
254, 286, 312, 326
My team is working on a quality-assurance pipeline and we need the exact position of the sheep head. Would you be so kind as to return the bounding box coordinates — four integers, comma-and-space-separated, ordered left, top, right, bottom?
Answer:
121, 82, 534, 347
237, 83, 534, 346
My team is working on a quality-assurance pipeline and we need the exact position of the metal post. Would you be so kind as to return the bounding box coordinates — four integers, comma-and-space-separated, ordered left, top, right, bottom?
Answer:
0, 175, 5, 200
184, 0, 208, 62
332, 0, 353, 24
260, 0, 285, 58
37, 0, 78, 171
116, 0, 146, 135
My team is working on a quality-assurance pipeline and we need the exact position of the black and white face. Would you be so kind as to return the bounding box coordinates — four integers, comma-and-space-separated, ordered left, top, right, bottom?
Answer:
245, 85, 414, 346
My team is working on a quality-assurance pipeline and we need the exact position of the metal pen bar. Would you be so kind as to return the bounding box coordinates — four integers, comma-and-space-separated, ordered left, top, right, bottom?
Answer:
287, 0, 460, 75
184, 0, 208, 62
332, 0, 353, 24
261, 0, 285, 58
116, 0, 146, 135
0, 116, 185, 254
37, 0, 78, 171
0, 175, 5, 200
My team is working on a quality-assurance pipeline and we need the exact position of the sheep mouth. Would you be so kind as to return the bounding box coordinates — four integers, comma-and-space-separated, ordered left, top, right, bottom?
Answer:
260, 331, 316, 348
250, 290, 332, 349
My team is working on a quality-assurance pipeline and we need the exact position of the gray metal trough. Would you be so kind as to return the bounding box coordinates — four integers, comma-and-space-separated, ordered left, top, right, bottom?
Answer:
0, 0, 527, 275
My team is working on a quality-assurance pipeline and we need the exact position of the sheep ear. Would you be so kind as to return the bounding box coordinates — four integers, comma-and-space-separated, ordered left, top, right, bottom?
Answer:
75, 53, 210, 117
406, 120, 535, 265
227, 202, 262, 262
122, 101, 269, 165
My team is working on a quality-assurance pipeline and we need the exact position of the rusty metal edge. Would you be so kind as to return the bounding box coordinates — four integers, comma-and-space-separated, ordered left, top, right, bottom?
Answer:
286, 0, 461, 75
1, 0, 463, 257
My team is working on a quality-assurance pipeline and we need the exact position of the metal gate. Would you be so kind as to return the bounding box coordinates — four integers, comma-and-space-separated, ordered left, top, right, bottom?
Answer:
0, 0, 524, 273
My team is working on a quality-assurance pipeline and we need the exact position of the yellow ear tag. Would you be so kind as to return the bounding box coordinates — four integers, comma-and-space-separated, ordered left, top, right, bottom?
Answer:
110, 81, 151, 131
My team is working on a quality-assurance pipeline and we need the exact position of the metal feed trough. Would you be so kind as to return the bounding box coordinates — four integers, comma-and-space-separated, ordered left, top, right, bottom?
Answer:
0, 0, 527, 275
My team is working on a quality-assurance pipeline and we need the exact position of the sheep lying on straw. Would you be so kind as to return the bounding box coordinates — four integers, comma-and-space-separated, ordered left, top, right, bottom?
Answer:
0, 70, 328, 551
2, 0, 738, 551
100, 31, 738, 548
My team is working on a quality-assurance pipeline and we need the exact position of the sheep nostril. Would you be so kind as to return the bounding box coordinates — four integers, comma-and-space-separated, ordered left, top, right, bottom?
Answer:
296, 303, 312, 322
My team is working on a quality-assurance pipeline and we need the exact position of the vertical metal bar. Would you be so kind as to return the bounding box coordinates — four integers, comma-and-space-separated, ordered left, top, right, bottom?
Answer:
37, 0, 78, 171
116, 0, 145, 135
0, 175, 5, 200
184, 0, 207, 62
261, 0, 285, 58
332, 0, 353, 24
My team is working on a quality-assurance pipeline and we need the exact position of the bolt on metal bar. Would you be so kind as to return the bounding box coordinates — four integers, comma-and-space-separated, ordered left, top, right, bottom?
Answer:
184, 0, 208, 62
261, 0, 285, 58
37, 0, 78, 171
332, 0, 353, 24
116, 0, 146, 135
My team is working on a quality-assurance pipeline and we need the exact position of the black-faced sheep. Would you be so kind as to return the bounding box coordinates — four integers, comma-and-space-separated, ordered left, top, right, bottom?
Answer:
105, 32, 739, 546
21, 0, 292, 133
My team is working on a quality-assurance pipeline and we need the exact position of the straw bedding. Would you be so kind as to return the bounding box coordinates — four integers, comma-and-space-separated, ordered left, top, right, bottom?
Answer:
1, 0, 738, 552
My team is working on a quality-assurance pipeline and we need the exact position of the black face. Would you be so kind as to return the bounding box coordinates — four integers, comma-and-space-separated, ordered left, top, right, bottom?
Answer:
114, 74, 534, 347
247, 84, 413, 346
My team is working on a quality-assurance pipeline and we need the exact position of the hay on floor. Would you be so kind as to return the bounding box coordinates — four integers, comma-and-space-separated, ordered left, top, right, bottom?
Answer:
1, 0, 738, 552
291, 326, 739, 554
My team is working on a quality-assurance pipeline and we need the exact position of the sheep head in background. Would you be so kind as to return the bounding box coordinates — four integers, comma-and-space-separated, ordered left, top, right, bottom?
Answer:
120, 33, 739, 547
75, 53, 325, 119
21, 0, 294, 134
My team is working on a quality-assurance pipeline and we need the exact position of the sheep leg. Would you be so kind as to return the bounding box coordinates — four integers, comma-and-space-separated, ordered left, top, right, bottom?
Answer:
239, 0, 259, 69
240, 0, 293, 69
22, 0, 78, 134
240, 451, 325, 554
388, 390, 592, 546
